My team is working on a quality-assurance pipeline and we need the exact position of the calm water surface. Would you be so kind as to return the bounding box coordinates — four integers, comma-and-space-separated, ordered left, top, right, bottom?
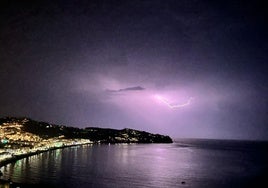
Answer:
1, 139, 268, 188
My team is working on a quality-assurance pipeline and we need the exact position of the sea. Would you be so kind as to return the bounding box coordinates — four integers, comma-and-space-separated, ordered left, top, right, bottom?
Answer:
1, 139, 268, 188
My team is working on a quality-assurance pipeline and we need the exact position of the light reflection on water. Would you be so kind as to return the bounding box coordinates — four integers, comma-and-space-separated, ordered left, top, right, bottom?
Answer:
0, 141, 267, 188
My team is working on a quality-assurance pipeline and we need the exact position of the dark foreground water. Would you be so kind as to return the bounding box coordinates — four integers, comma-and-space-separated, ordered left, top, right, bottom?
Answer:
1, 139, 268, 188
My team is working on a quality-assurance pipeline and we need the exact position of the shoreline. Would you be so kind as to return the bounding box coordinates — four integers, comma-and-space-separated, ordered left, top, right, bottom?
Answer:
0, 142, 173, 187
0, 142, 93, 168
0, 141, 172, 168
0, 142, 93, 187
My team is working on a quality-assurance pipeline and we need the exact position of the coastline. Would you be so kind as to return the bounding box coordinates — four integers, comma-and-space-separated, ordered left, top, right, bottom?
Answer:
0, 142, 93, 187
0, 142, 170, 188
0, 142, 93, 168
0, 117, 173, 187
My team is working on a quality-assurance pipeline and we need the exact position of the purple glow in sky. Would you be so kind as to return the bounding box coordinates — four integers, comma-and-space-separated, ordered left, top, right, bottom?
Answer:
0, 0, 267, 140
154, 95, 194, 109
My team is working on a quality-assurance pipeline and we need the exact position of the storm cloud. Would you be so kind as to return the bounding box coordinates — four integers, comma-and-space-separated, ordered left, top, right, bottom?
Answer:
0, 0, 267, 140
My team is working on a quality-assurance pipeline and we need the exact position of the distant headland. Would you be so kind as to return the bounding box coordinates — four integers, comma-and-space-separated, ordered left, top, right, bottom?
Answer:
0, 117, 172, 167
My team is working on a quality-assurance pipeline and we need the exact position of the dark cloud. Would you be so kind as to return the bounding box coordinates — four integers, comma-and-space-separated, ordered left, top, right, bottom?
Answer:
106, 86, 145, 93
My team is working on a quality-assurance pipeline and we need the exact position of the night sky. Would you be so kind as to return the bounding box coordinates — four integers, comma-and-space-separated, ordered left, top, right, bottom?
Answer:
0, 0, 267, 140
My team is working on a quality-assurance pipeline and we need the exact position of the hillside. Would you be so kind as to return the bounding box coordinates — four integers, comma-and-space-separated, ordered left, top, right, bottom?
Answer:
0, 117, 173, 147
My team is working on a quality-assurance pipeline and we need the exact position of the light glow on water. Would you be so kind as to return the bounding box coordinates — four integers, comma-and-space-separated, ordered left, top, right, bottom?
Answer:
1, 141, 267, 188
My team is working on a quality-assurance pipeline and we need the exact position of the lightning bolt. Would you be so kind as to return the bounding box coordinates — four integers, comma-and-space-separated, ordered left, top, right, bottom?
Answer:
155, 95, 194, 109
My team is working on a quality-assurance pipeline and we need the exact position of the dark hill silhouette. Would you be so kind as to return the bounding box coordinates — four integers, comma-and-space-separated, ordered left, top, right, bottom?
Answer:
0, 117, 173, 144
